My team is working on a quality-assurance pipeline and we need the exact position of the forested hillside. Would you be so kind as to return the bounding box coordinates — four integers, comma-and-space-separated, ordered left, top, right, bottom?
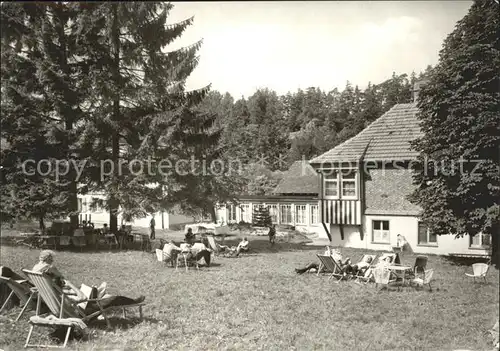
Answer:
199, 68, 432, 195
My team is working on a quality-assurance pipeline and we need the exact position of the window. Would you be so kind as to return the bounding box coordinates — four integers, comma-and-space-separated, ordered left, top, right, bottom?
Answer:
417, 222, 437, 245
295, 205, 306, 225
280, 204, 292, 224
323, 170, 357, 199
227, 205, 237, 222
470, 233, 491, 248
323, 172, 338, 197
268, 204, 278, 224
372, 220, 390, 243
310, 205, 318, 224
341, 172, 356, 197
92, 198, 103, 213
240, 204, 251, 223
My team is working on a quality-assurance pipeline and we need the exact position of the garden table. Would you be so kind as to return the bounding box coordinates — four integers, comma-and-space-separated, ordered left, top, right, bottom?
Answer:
387, 265, 412, 285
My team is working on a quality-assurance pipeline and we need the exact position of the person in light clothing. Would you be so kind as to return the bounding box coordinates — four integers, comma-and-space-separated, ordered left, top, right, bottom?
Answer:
163, 240, 182, 265
233, 237, 250, 257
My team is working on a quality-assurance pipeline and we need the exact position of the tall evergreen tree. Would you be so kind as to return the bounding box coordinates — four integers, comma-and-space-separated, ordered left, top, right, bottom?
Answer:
1, 2, 85, 229
74, 2, 209, 231
409, 0, 500, 266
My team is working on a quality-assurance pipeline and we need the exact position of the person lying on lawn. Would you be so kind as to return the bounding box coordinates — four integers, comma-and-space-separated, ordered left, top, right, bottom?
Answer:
32, 250, 145, 314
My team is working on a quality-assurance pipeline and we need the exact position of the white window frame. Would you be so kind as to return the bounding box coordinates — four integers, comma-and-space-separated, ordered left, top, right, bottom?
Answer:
280, 204, 292, 225
322, 169, 358, 200
340, 171, 357, 199
310, 205, 319, 225
227, 205, 237, 222
323, 172, 339, 199
372, 220, 390, 244
295, 205, 307, 225
268, 204, 278, 224
470, 233, 491, 249
417, 222, 438, 246
240, 204, 251, 223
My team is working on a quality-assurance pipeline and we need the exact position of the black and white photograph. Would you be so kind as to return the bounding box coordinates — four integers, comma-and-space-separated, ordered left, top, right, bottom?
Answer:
0, 1, 498, 350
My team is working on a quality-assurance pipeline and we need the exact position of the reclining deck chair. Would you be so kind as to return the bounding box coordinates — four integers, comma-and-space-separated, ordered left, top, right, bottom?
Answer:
0, 276, 37, 322
23, 270, 145, 332
406, 255, 428, 280
353, 254, 378, 284
316, 254, 344, 282
465, 263, 489, 283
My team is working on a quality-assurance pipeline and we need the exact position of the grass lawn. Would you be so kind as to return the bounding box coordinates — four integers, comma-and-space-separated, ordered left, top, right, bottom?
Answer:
0, 233, 498, 351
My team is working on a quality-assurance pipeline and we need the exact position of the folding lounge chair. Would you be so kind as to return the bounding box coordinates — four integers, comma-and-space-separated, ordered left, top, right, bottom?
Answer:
411, 269, 434, 291
22, 269, 145, 333
316, 254, 344, 282
406, 255, 428, 280
465, 263, 489, 283
0, 276, 37, 322
353, 254, 378, 284
155, 249, 175, 267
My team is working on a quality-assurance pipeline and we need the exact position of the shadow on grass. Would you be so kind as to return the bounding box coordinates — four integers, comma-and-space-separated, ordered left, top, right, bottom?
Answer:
442, 255, 491, 266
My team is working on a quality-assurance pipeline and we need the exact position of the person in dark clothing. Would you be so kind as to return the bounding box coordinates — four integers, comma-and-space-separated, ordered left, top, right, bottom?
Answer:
185, 228, 195, 244
149, 217, 156, 240
268, 225, 276, 245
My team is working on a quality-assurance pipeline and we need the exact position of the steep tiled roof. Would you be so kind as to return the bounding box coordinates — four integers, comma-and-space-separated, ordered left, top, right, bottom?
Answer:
364, 168, 421, 216
310, 103, 421, 164
273, 160, 319, 195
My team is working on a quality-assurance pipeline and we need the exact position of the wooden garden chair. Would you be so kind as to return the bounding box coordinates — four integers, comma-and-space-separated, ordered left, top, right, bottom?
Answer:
316, 254, 344, 282
22, 270, 145, 332
0, 276, 37, 322
465, 263, 489, 283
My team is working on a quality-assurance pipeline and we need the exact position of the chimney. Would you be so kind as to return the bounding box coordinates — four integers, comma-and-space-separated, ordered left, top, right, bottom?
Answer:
413, 79, 429, 103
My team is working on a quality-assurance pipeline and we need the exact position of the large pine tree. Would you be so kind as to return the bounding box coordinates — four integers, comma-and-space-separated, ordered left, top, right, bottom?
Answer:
409, 0, 500, 265
1, 2, 84, 229
74, 3, 218, 231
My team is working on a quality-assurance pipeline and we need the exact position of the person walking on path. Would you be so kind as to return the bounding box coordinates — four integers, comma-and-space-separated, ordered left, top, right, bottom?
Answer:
150, 216, 156, 240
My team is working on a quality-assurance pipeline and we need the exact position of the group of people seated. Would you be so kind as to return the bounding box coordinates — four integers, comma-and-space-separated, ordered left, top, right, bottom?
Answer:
295, 247, 399, 279
1, 250, 145, 316
158, 228, 250, 267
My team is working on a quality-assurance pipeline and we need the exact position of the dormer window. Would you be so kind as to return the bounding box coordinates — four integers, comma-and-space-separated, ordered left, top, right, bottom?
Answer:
323, 169, 358, 200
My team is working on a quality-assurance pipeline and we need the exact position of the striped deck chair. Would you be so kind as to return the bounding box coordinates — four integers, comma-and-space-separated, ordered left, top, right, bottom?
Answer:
316, 254, 344, 282
0, 276, 37, 322
22, 270, 144, 331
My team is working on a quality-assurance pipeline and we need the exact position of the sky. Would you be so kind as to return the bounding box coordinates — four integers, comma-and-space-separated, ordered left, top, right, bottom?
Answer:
167, 1, 472, 98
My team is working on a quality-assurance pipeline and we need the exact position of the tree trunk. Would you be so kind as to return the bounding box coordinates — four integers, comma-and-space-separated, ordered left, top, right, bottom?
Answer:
39, 216, 46, 233
491, 224, 499, 268
109, 3, 120, 233
55, 7, 79, 230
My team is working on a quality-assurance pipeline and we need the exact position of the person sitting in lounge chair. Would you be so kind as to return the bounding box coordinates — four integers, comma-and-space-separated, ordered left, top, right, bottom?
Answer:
163, 240, 182, 264
32, 250, 144, 314
295, 247, 349, 274
233, 237, 250, 257
190, 242, 212, 267
340, 255, 374, 276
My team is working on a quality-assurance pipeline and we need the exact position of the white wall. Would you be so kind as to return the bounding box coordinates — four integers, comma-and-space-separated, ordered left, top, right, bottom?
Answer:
76, 194, 195, 230
326, 214, 491, 256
